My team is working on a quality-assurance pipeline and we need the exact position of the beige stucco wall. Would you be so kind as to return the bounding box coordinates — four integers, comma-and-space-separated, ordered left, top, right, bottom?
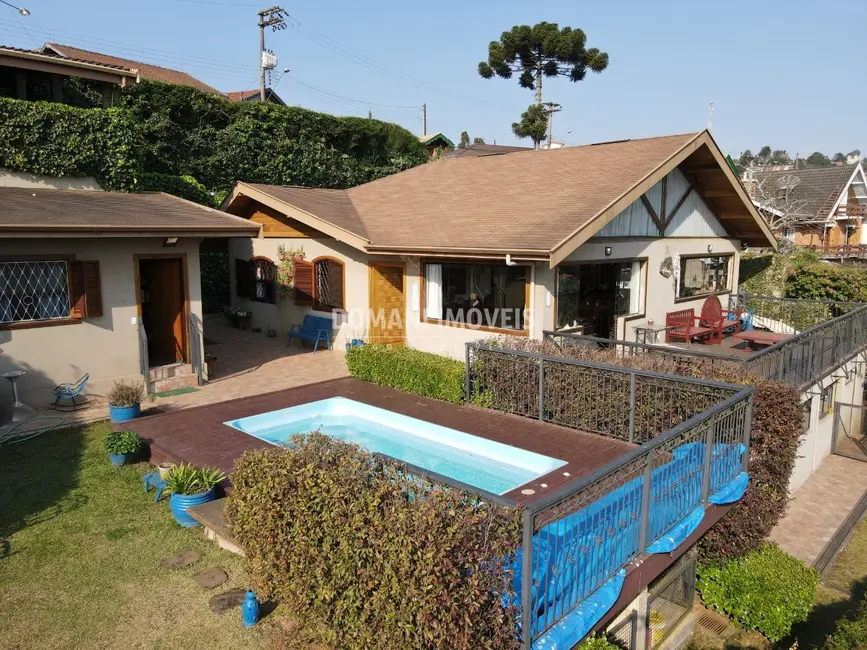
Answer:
0, 237, 203, 411
0, 169, 102, 190
228, 237, 371, 345
561, 237, 742, 341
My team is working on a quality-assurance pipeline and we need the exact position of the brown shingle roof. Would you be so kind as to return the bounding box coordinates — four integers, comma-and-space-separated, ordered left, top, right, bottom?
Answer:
43, 43, 223, 95
0, 188, 259, 236
443, 143, 531, 158
752, 165, 857, 220
242, 184, 369, 239
347, 133, 700, 250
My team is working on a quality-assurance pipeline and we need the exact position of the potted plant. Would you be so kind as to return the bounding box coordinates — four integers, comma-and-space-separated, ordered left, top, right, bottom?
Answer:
165, 464, 226, 527
103, 430, 144, 466
107, 380, 145, 423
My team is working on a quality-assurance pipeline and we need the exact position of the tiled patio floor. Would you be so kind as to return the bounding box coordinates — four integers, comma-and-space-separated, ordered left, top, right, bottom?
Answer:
34, 318, 349, 425
770, 454, 867, 566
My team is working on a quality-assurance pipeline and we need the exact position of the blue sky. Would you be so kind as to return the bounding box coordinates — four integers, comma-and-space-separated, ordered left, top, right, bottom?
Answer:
1, 0, 864, 156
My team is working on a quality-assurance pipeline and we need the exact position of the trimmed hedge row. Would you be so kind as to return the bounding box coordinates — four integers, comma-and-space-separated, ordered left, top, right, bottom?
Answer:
697, 544, 819, 642
227, 433, 521, 650
787, 259, 867, 303
346, 344, 465, 403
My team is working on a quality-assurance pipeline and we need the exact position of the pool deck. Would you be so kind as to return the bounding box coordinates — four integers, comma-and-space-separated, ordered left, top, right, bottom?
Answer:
123, 377, 635, 506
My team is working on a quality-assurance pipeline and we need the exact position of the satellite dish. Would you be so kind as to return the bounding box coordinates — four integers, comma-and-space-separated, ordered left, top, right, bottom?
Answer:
777, 174, 800, 191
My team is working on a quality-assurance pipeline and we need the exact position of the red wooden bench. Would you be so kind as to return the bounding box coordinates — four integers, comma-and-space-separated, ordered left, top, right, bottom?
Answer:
665, 308, 716, 344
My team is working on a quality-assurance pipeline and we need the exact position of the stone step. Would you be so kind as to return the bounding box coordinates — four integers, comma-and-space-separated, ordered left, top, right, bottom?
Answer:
150, 373, 199, 394
149, 363, 193, 381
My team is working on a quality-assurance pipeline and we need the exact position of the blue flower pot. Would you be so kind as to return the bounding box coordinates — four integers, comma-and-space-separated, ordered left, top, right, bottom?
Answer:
169, 486, 216, 527
242, 591, 260, 627
109, 452, 137, 466
109, 403, 141, 423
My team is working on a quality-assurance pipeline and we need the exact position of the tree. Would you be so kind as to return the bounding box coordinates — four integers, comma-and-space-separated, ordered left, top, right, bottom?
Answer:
458, 131, 470, 149
750, 172, 811, 233
806, 151, 832, 167
770, 149, 790, 165
472, 137, 486, 145
757, 145, 772, 161
512, 104, 548, 148
478, 22, 608, 106
738, 149, 754, 169
832, 152, 847, 164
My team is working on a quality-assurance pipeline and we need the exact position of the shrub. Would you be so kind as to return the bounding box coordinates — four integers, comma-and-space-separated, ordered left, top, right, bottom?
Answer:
786, 260, 867, 304
164, 463, 226, 495
106, 380, 145, 407
823, 594, 867, 650
102, 430, 143, 455
579, 634, 622, 649
474, 336, 802, 562
227, 433, 521, 650
696, 544, 819, 642
346, 344, 465, 403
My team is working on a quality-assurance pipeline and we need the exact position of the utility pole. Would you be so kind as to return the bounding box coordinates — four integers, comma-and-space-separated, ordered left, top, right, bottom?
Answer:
542, 102, 561, 149
368, 110, 372, 119
258, 6, 287, 101
707, 102, 714, 131
421, 103, 427, 134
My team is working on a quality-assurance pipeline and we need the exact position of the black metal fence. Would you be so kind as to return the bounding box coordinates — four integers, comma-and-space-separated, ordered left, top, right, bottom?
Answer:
464, 343, 753, 649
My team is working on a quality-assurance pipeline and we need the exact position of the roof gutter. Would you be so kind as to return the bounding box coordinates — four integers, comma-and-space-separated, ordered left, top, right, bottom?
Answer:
364, 245, 550, 262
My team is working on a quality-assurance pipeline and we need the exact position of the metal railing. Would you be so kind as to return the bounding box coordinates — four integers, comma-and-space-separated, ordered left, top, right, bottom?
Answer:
542, 293, 867, 390
465, 343, 753, 648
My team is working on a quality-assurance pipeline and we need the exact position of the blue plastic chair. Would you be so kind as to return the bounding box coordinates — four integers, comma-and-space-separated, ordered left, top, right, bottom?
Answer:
287, 315, 333, 354
50, 373, 89, 411
740, 308, 755, 331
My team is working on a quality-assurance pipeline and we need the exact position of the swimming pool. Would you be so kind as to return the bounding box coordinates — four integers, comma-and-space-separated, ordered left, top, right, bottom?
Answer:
224, 397, 567, 495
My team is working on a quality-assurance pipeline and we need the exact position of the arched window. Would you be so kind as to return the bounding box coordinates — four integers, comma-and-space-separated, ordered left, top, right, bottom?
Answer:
249, 256, 277, 304
313, 257, 344, 311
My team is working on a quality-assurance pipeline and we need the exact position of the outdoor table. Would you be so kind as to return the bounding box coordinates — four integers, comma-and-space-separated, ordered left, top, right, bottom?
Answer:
632, 323, 673, 345
2, 370, 34, 424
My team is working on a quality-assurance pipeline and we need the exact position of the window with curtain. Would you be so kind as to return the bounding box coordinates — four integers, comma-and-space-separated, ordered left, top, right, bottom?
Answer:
677, 255, 731, 299
0, 260, 71, 324
423, 262, 526, 330
314, 258, 344, 311
250, 257, 276, 304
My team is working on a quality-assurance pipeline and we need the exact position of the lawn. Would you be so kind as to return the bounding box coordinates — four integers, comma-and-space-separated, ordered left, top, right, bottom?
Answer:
0, 422, 278, 650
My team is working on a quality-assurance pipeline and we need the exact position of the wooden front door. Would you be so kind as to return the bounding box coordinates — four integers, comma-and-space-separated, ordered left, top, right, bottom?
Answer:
142, 258, 186, 365
369, 263, 405, 345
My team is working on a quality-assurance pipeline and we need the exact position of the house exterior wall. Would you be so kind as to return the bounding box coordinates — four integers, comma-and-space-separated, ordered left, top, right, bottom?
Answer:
228, 236, 371, 345
0, 237, 203, 409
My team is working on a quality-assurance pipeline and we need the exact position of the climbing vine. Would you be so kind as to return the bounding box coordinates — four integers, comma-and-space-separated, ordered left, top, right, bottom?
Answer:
276, 244, 305, 301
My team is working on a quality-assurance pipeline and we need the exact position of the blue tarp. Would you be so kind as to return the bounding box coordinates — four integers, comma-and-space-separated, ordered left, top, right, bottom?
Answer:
710, 471, 750, 505
510, 440, 748, 648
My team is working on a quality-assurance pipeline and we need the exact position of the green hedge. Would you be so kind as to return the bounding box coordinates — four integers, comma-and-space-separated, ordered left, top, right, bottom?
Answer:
823, 594, 867, 650
227, 433, 521, 650
787, 260, 867, 303
697, 544, 819, 642
346, 344, 465, 403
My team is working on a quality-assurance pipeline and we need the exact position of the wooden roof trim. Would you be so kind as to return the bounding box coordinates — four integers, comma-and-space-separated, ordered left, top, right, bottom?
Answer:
0, 50, 137, 85
825, 164, 863, 220
549, 132, 704, 267
223, 182, 370, 252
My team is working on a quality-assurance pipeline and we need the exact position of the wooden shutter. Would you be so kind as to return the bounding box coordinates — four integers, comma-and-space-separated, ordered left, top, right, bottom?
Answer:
294, 259, 314, 305
69, 261, 102, 318
330, 261, 344, 310
235, 258, 251, 298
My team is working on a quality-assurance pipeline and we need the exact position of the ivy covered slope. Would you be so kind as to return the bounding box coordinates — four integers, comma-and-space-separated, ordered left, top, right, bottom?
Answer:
0, 80, 428, 204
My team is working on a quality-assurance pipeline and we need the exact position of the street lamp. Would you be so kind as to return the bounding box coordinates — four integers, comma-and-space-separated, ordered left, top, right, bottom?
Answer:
0, 0, 29, 15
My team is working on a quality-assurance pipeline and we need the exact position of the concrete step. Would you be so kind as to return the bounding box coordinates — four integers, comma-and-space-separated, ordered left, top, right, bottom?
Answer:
149, 363, 193, 381
150, 373, 199, 393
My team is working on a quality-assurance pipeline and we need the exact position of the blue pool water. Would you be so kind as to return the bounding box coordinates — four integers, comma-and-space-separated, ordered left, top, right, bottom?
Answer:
224, 397, 566, 495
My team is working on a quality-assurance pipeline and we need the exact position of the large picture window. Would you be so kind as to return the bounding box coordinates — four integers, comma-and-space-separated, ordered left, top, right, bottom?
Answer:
556, 261, 643, 334
424, 262, 526, 331
0, 260, 71, 324
678, 255, 731, 299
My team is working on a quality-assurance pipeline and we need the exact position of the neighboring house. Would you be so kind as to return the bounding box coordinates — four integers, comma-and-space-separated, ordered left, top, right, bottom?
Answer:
222, 129, 775, 359
0, 44, 138, 105
39, 42, 223, 95
442, 142, 531, 159
418, 132, 455, 159
746, 164, 867, 247
0, 171, 259, 408
225, 88, 286, 105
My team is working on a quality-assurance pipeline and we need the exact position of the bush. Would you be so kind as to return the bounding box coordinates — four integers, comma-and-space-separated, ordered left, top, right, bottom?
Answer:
106, 380, 145, 407
697, 544, 819, 642
475, 336, 802, 562
102, 430, 143, 455
786, 260, 867, 303
823, 594, 867, 650
346, 344, 465, 403
227, 433, 521, 650
579, 634, 622, 649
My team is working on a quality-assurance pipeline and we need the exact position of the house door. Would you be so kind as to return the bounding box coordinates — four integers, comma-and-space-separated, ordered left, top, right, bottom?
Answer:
369, 263, 405, 345
139, 258, 187, 366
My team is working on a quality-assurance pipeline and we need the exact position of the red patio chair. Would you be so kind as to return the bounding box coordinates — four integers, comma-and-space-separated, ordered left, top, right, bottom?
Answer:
665, 308, 716, 345
699, 296, 743, 344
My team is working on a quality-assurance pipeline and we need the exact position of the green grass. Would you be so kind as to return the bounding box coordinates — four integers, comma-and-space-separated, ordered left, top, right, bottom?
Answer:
0, 422, 277, 650
153, 386, 200, 398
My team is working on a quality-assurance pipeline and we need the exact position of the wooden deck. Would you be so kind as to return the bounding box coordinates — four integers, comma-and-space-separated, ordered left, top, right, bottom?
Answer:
123, 377, 635, 507
666, 331, 756, 359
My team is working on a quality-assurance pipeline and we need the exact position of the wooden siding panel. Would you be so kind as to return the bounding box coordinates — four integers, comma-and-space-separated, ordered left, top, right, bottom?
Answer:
594, 198, 657, 237
248, 208, 331, 239
665, 188, 729, 237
